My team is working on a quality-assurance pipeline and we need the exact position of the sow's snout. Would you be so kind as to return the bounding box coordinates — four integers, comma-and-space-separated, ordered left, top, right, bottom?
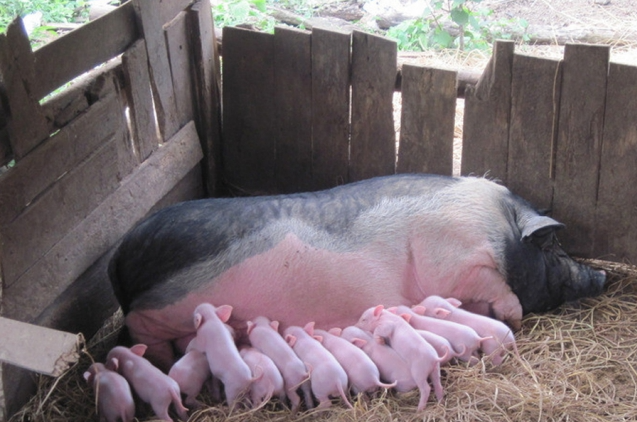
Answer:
507, 211, 607, 315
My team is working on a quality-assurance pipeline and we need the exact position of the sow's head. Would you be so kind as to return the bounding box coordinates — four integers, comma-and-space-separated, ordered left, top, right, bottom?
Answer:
504, 196, 606, 315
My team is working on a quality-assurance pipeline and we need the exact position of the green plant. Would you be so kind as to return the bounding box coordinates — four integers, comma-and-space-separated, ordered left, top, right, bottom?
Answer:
0, 0, 88, 33
387, 0, 529, 52
213, 0, 278, 33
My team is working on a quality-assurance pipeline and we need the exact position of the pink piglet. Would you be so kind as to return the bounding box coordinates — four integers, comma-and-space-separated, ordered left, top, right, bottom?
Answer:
83, 362, 135, 422
168, 338, 211, 408
240, 346, 287, 408
106, 345, 188, 422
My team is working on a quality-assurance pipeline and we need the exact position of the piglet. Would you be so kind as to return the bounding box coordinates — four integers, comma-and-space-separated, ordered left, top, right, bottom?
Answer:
168, 338, 210, 408
357, 305, 445, 411
106, 345, 188, 422
284, 323, 353, 409
83, 362, 135, 422
246, 316, 313, 412
192, 303, 253, 407
419, 295, 518, 366
310, 325, 397, 395
340, 326, 416, 393
240, 346, 286, 408
414, 329, 457, 365
392, 305, 487, 365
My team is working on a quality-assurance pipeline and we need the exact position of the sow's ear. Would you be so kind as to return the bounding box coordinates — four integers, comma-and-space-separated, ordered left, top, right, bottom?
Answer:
521, 216, 565, 246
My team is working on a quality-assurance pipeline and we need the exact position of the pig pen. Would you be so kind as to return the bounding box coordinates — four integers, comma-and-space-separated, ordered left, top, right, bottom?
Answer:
9, 258, 637, 422
2, 0, 637, 420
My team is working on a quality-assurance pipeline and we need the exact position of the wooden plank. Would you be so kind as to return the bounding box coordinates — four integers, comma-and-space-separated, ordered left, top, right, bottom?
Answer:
461, 40, 514, 181
349, 30, 397, 182
0, 20, 50, 159
41, 58, 123, 132
222, 27, 276, 195
133, 0, 179, 141
397, 65, 456, 176
3, 121, 203, 323
33, 1, 138, 99
159, 0, 193, 24
0, 317, 80, 377
188, 0, 222, 196
552, 44, 609, 257
122, 40, 158, 162
165, 12, 195, 129
274, 26, 312, 193
311, 27, 350, 190
507, 54, 562, 211
594, 62, 637, 263
0, 85, 122, 226
2, 120, 134, 289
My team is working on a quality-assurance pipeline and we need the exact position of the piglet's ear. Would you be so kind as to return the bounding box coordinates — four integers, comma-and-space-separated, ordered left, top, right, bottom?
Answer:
270, 320, 280, 332
446, 298, 462, 308
352, 338, 367, 348
304, 321, 315, 335
216, 305, 233, 323
130, 344, 147, 357
434, 308, 452, 319
373, 305, 384, 317
400, 313, 412, 323
328, 327, 342, 336
285, 334, 297, 347
83, 371, 91, 383
313, 335, 324, 343
386, 307, 397, 314
246, 321, 255, 335
108, 357, 119, 371
412, 305, 426, 315
194, 313, 204, 329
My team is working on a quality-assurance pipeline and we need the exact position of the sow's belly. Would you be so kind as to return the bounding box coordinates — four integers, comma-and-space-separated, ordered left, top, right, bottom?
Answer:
125, 234, 428, 366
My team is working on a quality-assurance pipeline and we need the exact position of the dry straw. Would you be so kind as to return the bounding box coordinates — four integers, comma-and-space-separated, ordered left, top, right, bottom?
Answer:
10, 259, 637, 422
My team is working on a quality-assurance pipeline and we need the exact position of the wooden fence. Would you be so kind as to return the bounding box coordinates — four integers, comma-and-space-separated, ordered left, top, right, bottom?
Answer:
0, 2, 636, 419
0, 0, 220, 418
222, 29, 637, 264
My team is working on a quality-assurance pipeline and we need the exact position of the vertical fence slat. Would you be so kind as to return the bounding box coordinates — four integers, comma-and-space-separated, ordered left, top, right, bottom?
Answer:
350, 30, 397, 182
594, 62, 637, 262
164, 11, 195, 130
552, 44, 609, 257
188, 0, 222, 196
222, 27, 275, 195
507, 55, 562, 211
397, 65, 456, 176
274, 27, 312, 193
133, 0, 179, 141
310, 27, 350, 190
122, 39, 158, 162
0, 19, 49, 160
461, 40, 514, 181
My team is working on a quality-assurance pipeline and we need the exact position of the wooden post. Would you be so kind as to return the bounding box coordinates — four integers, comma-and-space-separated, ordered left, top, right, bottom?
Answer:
397, 65, 456, 176
350, 30, 397, 182
461, 40, 514, 181
310, 27, 351, 190
552, 44, 609, 257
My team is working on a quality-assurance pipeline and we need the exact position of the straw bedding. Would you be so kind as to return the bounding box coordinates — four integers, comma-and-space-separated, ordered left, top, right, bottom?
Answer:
10, 259, 637, 422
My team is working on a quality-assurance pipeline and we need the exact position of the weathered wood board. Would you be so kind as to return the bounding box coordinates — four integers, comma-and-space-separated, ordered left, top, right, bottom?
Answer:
462, 40, 514, 181
133, 0, 179, 140
3, 121, 203, 323
594, 62, 637, 263
397, 65, 456, 176
188, 0, 222, 196
165, 11, 195, 129
0, 317, 80, 377
33, 1, 138, 100
310, 27, 351, 190
274, 27, 313, 193
552, 44, 609, 257
349, 30, 397, 182
122, 39, 158, 162
222, 27, 276, 194
507, 54, 562, 211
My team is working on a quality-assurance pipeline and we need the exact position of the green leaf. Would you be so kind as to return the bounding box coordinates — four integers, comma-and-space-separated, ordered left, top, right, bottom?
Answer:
450, 7, 469, 26
432, 29, 454, 48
